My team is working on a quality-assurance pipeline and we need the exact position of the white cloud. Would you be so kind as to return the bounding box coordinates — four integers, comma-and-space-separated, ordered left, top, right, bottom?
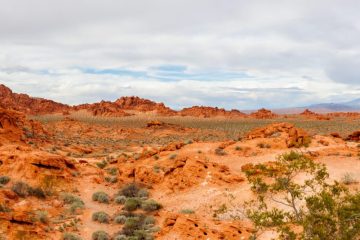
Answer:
0, 0, 359, 109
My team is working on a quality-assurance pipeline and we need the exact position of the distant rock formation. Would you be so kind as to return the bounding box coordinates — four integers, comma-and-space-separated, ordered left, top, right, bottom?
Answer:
179, 106, 247, 118
250, 108, 277, 119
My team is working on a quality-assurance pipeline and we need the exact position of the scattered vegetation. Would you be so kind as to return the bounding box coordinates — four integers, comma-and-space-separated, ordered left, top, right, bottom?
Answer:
92, 231, 110, 240
63, 232, 82, 240
256, 142, 271, 148
115, 195, 127, 204
92, 191, 110, 204
92, 211, 110, 224
215, 148, 226, 156
244, 151, 360, 239
0, 176, 10, 185
12, 182, 46, 199
141, 199, 162, 212
96, 160, 108, 169
61, 193, 85, 214
124, 198, 142, 211
180, 209, 195, 214
341, 172, 358, 185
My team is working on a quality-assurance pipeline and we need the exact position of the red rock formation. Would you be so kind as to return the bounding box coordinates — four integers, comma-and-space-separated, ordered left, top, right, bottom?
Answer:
247, 122, 311, 148
74, 101, 133, 117
250, 108, 277, 119
0, 107, 47, 143
346, 131, 360, 142
300, 109, 330, 120
179, 106, 246, 118
115, 96, 176, 115
0, 84, 70, 114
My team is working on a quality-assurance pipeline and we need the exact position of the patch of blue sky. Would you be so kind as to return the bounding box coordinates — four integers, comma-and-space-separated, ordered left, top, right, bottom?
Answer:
80, 67, 147, 78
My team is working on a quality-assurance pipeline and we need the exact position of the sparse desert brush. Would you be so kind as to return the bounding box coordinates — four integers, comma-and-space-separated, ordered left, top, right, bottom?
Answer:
96, 160, 107, 169
0, 176, 10, 185
141, 199, 162, 212
92, 191, 110, 204
113, 235, 127, 240
63, 232, 82, 240
104, 176, 118, 183
92, 211, 110, 223
153, 165, 161, 173
235, 146, 242, 151
92, 230, 110, 240
215, 148, 226, 156
0, 203, 10, 212
114, 215, 127, 224
257, 142, 271, 149
35, 210, 49, 223
106, 167, 117, 175
153, 155, 159, 160
180, 209, 195, 214
124, 198, 142, 211
341, 173, 358, 185
118, 183, 142, 198
168, 154, 177, 160
12, 182, 45, 198
61, 193, 84, 214
115, 195, 127, 204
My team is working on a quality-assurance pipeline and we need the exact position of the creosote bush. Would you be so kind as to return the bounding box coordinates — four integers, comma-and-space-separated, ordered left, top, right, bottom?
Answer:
61, 193, 85, 214
92, 231, 109, 240
115, 195, 126, 204
141, 199, 162, 212
92, 191, 110, 204
96, 160, 108, 169
0, 176, 10, 185
114, 215, 127, 224
63, 232, 82, 240
124, 198, 141, 211
12, 182, 46, 199
92, 211, 110, 224
244, 151, 360, 240
215, 148, 226, 156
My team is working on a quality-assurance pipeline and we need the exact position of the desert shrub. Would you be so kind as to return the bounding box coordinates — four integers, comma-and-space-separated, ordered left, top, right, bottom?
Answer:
153, 165, 161, 173
61, 193, 84, 214
113, 235, 127, 240
143, 216, 155, 225
215, 148, 226, 156
115, 195, 126, 204
168, 154, 177, 160
92, 211, 110, 223
92, 191, 110, 204
106, 168, 117, 176
105, 176, 118, 183
341, 173, 358, 185
0, 203, 10, 212
63, 232, 82, 240
124, 198, 141, 211
257, 143, 271, 149
35, 210, 48, 223
0, 176, 10, 185
96, 160, 107, 169
29, 187, 46, 199
61, 193, 84, 205
235, 146, 242, 151
141, 199, 162, 212
137, 189, 149, 198
122, 217, 142, 236
153, 155, 159, 160
12, 182, 30, 197
180, 209, 195, 214
119, 183, 140, 198
114, 215, 127, 224
92, 231, 109, 240
244, 151, 360, 239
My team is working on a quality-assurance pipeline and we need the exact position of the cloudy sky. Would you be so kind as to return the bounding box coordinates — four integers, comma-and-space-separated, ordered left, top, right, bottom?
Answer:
0, 0, 360, 109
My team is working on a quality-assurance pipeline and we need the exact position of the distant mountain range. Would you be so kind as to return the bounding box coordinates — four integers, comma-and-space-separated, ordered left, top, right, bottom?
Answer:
273, 98, 360, 114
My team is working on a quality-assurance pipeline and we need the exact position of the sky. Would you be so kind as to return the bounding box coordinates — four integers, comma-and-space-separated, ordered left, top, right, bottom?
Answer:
0, 0, 360, 110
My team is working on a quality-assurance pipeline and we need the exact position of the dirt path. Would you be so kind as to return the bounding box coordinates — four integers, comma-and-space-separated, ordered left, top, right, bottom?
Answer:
75, 164, 122, 239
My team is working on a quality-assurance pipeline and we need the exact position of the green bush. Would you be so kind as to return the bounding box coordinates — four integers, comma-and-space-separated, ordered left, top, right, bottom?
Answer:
106, 168, 117, 175
114, 215, 127, 224
92, 211, 110, 224
35, 210, 48, 223
143, 216, 155, 225
141, 199, 162, 212
29, 187, 46, 199
180, 209, 195, 214
119, 183, 140, 198
61, 193, 84, 205
215, 148, 226, 156
137, 189, 149, 198
92, 231, 109, 240
105, 176, 118, 183
113, 235, 127, 240
124, 198, 141, 211
96, 160, 108, 169
0, 176, 10, 185
63, 232, 82, 240
92, 191, 110, 204
115, 195, 126, 204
